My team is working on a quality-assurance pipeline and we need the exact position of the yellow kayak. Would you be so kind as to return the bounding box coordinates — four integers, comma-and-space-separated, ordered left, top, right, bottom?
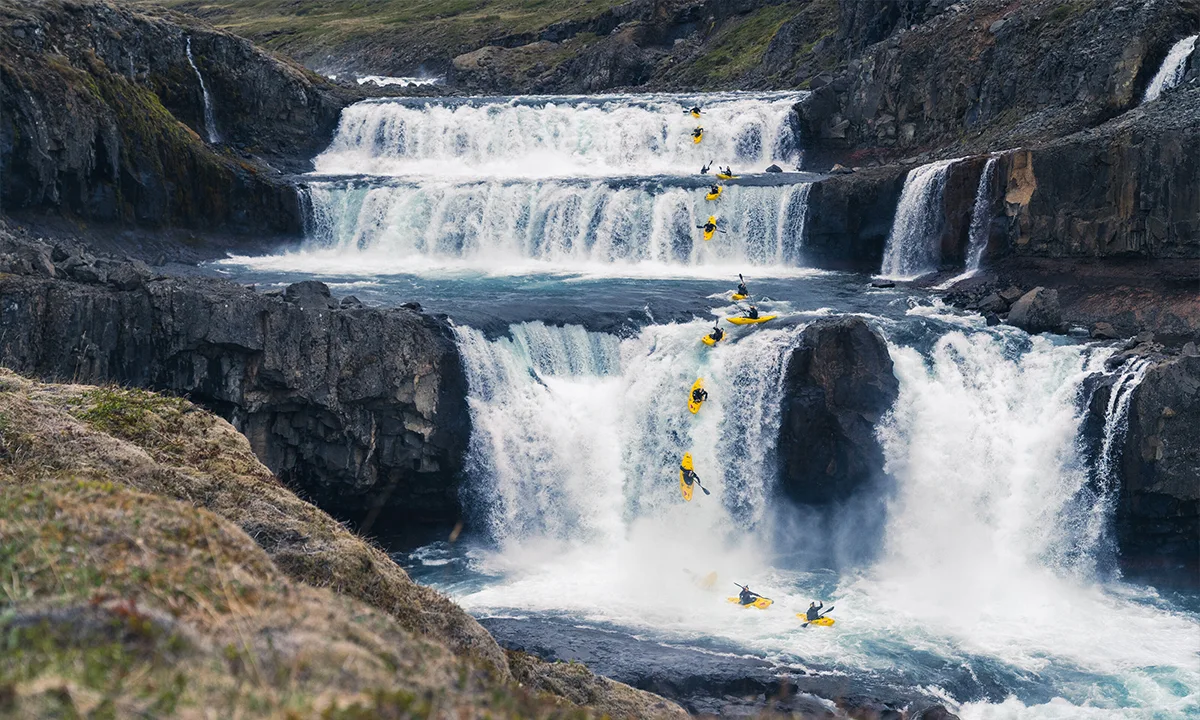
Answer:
703, 216, 716, 241
679, 452, 695, 501
797, 614, 836, 627
715, 173, 738, 180
728, 597, 773, 610
691, 110, 701, 119
726, 315, 777, 325
705, 186, 723, 201
731, 293, 748, 301
702, 330, 723, 345
693, 129, 703, 144
688, 378, 705, 414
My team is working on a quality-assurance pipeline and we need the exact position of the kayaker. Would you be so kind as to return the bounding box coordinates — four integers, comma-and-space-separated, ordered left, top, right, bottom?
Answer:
687, 105, 702, 116
700, 160, 711, 175
708, 325, 724, 343
681, 464, 700, 488
697, 219, 718, 234
805, 601, 824, 621
692, 386, 708, 404
737, 274, 748, 297
738, 584, 762, 606
709, 183, 721, 196
692, 127, 704, 140
721, 166, 733, 176
744, 305, 760, 320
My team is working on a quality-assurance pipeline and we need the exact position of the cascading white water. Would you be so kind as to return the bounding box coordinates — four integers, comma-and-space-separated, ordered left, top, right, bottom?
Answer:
455, 319, 803, 550
295, 179, 813, 272
314, 92, 804, 178
445, 323, 1199, 720
964, 156, 998, 272
880, 159, 958, 280
1143, 34, 1198, 103
185, 37, 221, 144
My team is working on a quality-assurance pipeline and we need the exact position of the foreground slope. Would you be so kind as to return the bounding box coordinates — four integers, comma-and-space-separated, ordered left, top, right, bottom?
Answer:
0, 369, 686, 719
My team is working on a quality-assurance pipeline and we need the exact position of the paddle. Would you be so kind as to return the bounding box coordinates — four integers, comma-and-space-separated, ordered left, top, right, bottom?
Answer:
801, 604, 834, 628
693, 477, 711, 496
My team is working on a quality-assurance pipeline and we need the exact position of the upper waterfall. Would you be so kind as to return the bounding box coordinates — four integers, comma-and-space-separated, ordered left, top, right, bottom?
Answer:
1143, 34, 1198, 103
313, 92, 806, 179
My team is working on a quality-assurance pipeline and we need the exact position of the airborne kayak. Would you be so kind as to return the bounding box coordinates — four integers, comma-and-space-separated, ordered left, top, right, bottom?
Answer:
705, 186, 723, 201
715, 173, 738, 180
688, 378, 705, 414
797, 614, 836, 626
728, 597, 773, 609
703, 216, 716, 241
679, 452, 695, 501
726, 315, 777, 325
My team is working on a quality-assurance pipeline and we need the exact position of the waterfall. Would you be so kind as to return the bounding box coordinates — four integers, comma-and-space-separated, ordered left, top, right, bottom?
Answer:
186, 36, 221, 144
314, 93, 804, 178
454, 320, 803, 548
874, 331, 1117, 602
964, 156, 998, 272
879, 159, 957, 280
1143, 34, 1198, 103
301, 178, 813, 271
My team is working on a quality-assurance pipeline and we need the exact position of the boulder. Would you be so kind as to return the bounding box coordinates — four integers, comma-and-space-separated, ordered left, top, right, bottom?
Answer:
1006, 287, 1062, 333
284, 279, 336, 310
765, 164, 783, 173
777, 317, 899, 504
1091, 322, 1119, 339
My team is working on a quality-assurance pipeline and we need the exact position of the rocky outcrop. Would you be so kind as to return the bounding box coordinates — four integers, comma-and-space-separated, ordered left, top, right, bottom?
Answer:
777, 317, 899, 504
0, 0, 351, 233
796, 0, 1198, 166
1111, 353, 1200, 583
801, 166, 906, 271
0, 238, 469, 537
993, 87, 1200, 262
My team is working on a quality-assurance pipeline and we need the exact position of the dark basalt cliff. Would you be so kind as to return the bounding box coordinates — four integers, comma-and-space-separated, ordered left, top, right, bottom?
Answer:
0, 0, 352, 234
796, 0, 1199, 166
777, 317, 899, 507
0, 234, 470, 537
1107, 352, 1200, 583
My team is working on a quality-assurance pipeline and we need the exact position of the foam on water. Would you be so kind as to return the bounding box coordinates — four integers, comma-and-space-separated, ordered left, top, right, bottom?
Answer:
314, 92, 804, 178
441, 324, 1199, 718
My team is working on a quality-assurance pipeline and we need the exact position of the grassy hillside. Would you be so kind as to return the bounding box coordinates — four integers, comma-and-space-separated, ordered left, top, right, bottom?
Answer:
129, 0, 627, 74
0, 369, 686, 718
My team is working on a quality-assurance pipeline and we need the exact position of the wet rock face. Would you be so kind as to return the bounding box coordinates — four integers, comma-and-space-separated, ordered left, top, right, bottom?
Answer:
797, 0, 1197, 163
777, 317, 899, 504
0, 0, 349, 232
0, 269, 471, 538
1112, 354, 1200, 584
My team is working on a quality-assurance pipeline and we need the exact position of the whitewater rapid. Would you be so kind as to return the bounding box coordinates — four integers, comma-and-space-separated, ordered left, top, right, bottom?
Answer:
429, 319, 1200, 719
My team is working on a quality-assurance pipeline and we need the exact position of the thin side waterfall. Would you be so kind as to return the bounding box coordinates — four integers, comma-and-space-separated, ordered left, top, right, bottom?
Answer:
1143, 34, 1198, 103
186, 36, 221, 144
1079, 357, 1154, 562
879, 159, 957, 280
964, 156, 999, 272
